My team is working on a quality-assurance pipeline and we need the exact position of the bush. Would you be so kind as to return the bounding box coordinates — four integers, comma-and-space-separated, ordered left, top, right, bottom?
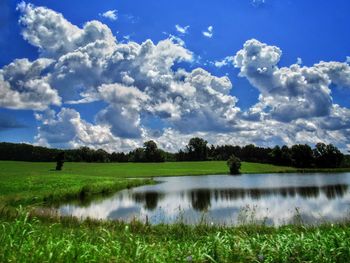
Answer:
55, 152, 65, 171
227, 154, 241, 174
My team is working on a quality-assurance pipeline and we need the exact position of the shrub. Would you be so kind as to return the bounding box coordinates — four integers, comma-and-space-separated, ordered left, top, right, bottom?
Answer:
227, 154, 241, 174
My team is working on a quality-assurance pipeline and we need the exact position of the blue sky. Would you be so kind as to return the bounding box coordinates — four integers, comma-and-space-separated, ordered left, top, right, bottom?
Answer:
0, 0, 350, 152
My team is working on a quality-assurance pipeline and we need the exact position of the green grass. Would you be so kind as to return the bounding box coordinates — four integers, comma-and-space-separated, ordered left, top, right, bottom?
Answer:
0, 160, 298, 178
1, 211, 350, 262
1, 160, 350, 262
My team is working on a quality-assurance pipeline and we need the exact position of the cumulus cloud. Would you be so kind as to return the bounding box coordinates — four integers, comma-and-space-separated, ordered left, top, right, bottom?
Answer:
96, 84, 149, 138
100, 10, 118, 21
234, 39, 350, 122
202, 26, 213, 38
0, 58, 61, 110
17, 2, 116, 58
175, 24, 189, 34
2, 3, 350, 152
35, 107, 128, 150
8, 2, 241, 144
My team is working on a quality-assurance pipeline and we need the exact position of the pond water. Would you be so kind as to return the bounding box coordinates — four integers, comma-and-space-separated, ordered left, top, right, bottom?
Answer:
57, 173, 350, 226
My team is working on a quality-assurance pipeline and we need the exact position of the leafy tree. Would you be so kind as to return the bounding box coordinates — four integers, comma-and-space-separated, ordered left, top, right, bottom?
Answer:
110, 152, 128, 162
280, 145, 292, 166
291, 144, 314, 168
143, 140, 165, 162
94, 149, 110, 162
55, 152, 65, 171
313, 143, 343, 168
175, 149, 186, 161
186, 137, 208, 161
227, 154, 241, 175
270, 145, 292, 166
270, 146, 283, 165
129, 148, 145, 162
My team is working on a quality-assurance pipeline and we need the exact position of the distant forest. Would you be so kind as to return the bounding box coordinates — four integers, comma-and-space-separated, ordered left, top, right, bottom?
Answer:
0, 138, 349, 168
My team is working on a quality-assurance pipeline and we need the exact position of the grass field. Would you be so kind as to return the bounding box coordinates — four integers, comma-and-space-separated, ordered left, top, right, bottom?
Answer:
1, 160, 350, 262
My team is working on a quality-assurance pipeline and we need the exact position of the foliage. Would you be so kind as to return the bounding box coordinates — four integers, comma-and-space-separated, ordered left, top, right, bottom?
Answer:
128, 141, 165, 162
269, 145, 292, 166
185, 137, 208, 161
0, 140, 347, 168
55, 151, 65, 171
143, 140, 165, 162
227, 155, 241, 174
313, 143, 344, 168
290, 144, 314, 168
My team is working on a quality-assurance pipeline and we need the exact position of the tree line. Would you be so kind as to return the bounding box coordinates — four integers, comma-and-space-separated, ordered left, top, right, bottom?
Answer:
0, 138, 349, 168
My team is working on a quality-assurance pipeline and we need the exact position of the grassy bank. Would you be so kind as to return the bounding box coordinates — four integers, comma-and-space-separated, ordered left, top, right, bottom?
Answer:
1, 211, 350, 262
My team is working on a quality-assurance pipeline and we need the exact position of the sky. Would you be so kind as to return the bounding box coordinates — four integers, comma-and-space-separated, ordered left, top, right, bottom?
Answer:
0, 0, 350, 153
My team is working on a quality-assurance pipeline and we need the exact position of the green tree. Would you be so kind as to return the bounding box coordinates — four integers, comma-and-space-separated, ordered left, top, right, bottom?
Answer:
143, 140, 165, 162
313, 143, 343, 168
55, 152, 65, 171
291, 144, 314, 168
270, 146, 283, 165
186, 137, 208, 161
227, 154, 241, 175
129, 148, 145, 162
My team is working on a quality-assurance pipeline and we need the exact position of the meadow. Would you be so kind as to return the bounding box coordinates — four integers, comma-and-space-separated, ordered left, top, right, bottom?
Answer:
1, 160, 350, 262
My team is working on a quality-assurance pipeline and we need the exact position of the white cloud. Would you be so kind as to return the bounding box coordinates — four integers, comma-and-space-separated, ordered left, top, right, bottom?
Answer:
17, 2, 116, 58
167, 34, 185, 46
175, 24, 190, 34
100, 9, 118, 21
202, 26, 213, 38
2, 3, 350, 152
0, 58, 61, 110
233, 39, 350, 122
96, 84, 149, 138
213, 56, 234, 68
296, 57, 303, 65
35, 108, 140, 152
10, 3, 240, 140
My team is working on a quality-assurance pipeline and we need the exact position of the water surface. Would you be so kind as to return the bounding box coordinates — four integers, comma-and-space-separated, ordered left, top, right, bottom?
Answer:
57, 173, 350, 225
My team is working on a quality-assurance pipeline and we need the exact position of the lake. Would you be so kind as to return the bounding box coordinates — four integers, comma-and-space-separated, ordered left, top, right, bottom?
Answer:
57, 173, 350, 226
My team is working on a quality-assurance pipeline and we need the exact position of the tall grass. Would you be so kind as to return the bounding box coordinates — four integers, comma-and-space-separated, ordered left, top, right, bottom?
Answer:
1, 210, 350, 262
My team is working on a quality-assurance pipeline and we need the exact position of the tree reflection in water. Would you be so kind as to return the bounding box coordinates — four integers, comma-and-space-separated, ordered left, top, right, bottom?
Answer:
190, 189, 211, 211
133, 192, 164, 210
187, 184, 348, 211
